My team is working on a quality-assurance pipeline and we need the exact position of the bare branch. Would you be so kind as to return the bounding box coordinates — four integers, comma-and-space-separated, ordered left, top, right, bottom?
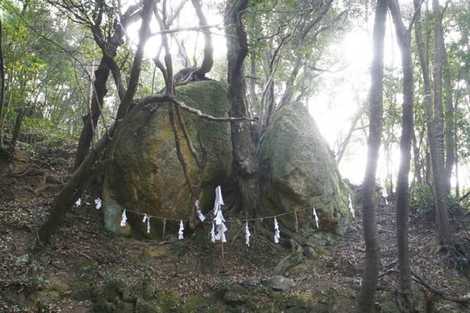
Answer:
149, 24, 221, 37
116, 0, 154, 119
190, 0, 213, 77
139, 95, 256, 122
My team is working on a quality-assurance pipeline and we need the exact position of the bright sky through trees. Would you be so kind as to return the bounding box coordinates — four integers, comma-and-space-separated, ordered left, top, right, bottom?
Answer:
123, 0, 468, 188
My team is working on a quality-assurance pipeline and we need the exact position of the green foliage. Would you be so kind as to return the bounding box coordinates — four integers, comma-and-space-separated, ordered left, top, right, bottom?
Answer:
0, 0, 100, 143
410, 183, 434, 215
245, 0, 350, 118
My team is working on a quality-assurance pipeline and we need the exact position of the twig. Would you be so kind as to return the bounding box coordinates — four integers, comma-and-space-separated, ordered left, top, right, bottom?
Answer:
140, 95, 256, 122
411, 271, 470, 305
150, 24, 221, 37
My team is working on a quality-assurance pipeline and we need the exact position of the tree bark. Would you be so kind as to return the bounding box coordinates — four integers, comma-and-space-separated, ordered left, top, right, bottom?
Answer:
37, 127, 112, 244
116, 0, 154, 119
415, 0, 451, 247
190, 0, 213, 78
443, 47, 454, 195
74, 3, 143, 169
37, 0, 155, 245
225, 0, 259, 216
357, 0, 386, 311
431, 0, 452, 246
412, 129, 422, 185
8, 108, 26, 157
387, 0, 414, 307
0, 18, 6, 148
336, 105, 365, 164
73, 57, 110, 169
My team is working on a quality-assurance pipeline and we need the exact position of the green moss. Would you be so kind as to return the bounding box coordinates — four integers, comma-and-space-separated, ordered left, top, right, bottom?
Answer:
259, 103, 351, 235
104, 81, 232, 236
156, 290, 181, 312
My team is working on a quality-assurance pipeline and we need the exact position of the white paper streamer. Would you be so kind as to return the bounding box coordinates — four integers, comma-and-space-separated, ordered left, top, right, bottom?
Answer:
142, 214, 151, 234
245, 222, 251, 247
313, 207, 319, 229
273, 217, 280, 244
383, 188, 389, 204
94, 198, 102, 210
197, 210, 206, 222
194, 200, 206, 222
210, 223, 216, 243
213, 207, 227, 243
213, 185, 224, 214
75, 198, 81, 207
178, 220, 184, 240
348, 194, 355, 218
214, 209, 225, 225
120, 209, 127, 227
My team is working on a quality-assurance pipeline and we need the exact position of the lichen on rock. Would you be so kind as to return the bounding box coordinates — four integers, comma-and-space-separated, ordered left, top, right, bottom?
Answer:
103, 81, 232, 236
103, 81, 351, 239
258, 102, 351, 235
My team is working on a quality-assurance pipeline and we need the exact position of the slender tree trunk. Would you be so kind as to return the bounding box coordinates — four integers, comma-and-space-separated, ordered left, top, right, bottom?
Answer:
8, 108, 26, 157
357, 0, 386, 311
425, 150, 431, 186
431, 0, 452, 246
0, 18, 6, 148
116, 0, 153, 119
412, 130, 422, 185
415, 0, 451, 246
454, 97, 459, 199
190, 0, 213, 78
224, 0, 259, 216
37, 0, 155, 245
248, 36, 257, 117
443, 49, 454, 195
74, 57, 110, 169
388, 0, 415, 308
37, 128, 112, 244
336, 105, 364, 164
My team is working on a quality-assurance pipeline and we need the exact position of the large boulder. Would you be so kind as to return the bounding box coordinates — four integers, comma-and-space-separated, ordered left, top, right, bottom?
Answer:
103, 80, 350, 238
103, 81, 232, 236
258, 102, 351, 235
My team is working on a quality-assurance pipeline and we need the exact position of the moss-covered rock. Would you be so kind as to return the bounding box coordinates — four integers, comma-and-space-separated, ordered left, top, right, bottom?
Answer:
259, 103, 351, 235
103, 81, 232, 236
103, 80, 350, 238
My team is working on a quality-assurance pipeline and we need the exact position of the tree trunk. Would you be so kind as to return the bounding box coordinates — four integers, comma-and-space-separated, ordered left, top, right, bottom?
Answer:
454, 97, 459, 199
8, 108, 26, 157
431, 0, 452, 246
73, 57, 110, 169
37, 0, 155, 245
443, 48, 454, 195
336, 105, 364, 165
387, 0, 414, 307
415, 0, 451, 246
357, 0, 386, 311
412, 130, 422, 185
190, 0, 213, 78
224, 0, 259, 216
0, 18, 6, 148
116, 0, 154, 119
37, 128, 112, 244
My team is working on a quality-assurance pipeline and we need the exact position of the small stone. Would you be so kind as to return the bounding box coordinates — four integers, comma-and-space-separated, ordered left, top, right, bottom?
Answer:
262, 275, 296, 292
303, 246, 316, 258
15, 254, 30, 266
240, 278, 259, 288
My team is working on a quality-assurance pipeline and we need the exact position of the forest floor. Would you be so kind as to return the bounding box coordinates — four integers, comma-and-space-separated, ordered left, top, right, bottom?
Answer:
1, 141, 470, 313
